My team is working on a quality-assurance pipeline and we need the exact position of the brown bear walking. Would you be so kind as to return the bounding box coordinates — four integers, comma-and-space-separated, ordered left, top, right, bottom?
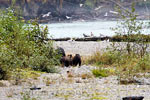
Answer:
60, 54, 81, 67
60, 54, 73, 67
56, 47, 66, 57
72, 54, 81, 66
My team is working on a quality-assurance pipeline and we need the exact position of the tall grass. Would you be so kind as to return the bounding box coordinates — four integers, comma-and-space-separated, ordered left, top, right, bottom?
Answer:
86, 51, 122, 66
85, 51, 150, 82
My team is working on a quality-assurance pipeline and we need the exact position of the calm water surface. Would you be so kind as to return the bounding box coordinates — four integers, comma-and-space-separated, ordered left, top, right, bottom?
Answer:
43, 21, 150, 38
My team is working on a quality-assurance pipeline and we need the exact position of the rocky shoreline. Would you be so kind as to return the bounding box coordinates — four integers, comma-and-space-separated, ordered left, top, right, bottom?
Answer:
0, 65, 150, 100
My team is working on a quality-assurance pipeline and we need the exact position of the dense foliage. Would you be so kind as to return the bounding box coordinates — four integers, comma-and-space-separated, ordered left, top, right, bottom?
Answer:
0, 8, 60, 79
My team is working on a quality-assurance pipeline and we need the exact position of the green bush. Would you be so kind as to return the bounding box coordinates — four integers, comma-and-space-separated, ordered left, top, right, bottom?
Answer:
0, 8, 60, 79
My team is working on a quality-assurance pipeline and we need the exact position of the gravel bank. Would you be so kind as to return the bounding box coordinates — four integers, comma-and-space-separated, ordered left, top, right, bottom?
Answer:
0, 65, 150, 100
54, 41, 111, 56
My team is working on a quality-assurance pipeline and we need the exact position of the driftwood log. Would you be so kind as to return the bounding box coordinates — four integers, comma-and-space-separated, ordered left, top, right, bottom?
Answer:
51, 36, 111, 41
51, 37, 71, 41
122, 96, 144, 100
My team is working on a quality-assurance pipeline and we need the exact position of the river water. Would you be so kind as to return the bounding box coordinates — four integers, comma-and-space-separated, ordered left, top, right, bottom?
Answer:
42, 20, 150, 38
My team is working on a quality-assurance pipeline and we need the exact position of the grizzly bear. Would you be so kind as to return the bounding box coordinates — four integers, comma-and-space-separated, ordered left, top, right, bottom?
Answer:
72, 54, 81, 66
60, 54, 73, 67
57, 47, 66, 57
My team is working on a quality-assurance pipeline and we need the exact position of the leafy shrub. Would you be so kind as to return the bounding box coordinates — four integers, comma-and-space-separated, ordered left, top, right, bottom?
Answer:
108, 3, 150, 83
112, 3, 148, 57
0, 8, 60, 79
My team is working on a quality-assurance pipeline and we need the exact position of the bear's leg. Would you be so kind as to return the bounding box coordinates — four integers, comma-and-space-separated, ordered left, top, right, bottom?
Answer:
79, 60, 81, 66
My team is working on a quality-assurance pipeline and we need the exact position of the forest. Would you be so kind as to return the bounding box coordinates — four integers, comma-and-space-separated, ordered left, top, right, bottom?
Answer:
0, 0, 149, 22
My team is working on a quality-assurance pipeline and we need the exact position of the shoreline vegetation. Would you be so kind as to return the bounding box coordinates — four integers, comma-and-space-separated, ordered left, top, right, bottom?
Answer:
0, 8, 61, 80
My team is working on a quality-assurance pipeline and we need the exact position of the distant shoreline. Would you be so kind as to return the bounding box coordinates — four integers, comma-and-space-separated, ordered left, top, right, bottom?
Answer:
39, 17, 150, 24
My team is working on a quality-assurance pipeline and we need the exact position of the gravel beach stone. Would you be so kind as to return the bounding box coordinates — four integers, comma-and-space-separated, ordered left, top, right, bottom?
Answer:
0, 65, 150, 100
54, 41, 111, 56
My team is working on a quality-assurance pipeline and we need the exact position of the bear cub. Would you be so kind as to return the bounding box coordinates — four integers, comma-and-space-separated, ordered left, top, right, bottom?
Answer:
60, 54, 81, 67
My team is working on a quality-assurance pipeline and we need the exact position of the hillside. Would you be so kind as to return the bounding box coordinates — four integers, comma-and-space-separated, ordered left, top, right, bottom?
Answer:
0, 0, 150, 23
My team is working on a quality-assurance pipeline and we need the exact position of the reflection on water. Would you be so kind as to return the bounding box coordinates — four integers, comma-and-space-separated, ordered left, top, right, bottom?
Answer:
42, 20, 150, 38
